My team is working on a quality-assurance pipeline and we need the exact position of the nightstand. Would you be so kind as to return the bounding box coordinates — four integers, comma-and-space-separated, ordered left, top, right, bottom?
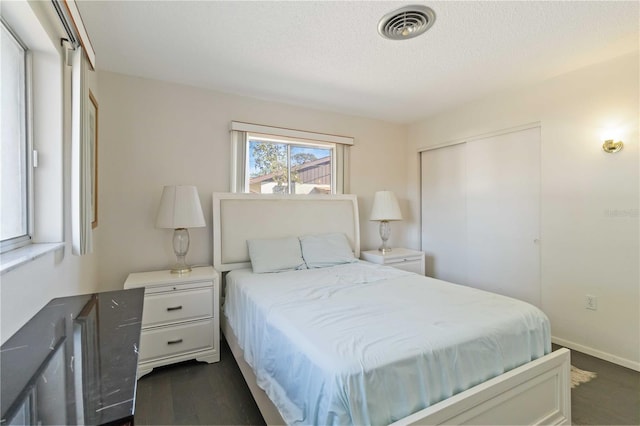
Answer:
123, 266, 220, 378
361, 248, 425, 275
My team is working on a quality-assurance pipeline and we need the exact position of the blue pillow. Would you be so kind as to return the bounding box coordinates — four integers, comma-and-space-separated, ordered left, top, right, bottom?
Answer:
247, 237, 307, 273
300, 233, 357, 268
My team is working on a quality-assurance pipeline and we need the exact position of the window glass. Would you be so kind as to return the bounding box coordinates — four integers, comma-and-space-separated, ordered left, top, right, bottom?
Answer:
247, 136, 334, 194
1, 21, 29, 249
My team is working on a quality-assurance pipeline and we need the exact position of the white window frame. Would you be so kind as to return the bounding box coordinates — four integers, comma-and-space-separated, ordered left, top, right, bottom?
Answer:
245, 133, 337, 194
230, 121, 352, 195
0, 0, 67, 273
1, 19, 32, 254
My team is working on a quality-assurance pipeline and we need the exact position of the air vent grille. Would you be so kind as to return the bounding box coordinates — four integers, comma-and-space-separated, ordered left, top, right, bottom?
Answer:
378, 5, 436, 40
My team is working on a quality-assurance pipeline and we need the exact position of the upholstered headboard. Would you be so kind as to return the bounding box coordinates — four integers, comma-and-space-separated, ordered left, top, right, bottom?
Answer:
212, 193, 360, 271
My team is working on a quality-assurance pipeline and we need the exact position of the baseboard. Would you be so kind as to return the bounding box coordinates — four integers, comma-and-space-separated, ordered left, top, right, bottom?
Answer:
552, 336, 640, 372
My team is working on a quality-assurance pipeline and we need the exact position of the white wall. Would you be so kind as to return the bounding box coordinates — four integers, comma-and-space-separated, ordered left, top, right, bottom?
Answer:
407, 53, 639, 369
1, 250, 98, 343
94, 71, 408, 290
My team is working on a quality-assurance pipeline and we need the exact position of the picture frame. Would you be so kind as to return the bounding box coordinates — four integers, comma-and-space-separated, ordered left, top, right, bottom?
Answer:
88, 91, 98, 229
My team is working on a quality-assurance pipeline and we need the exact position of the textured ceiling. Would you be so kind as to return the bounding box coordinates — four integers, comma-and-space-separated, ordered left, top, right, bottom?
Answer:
77, 1, 639, 124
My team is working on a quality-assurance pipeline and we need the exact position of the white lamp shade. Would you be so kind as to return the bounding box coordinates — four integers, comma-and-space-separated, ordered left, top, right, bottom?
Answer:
156, 185, 206, 229
370, 191, 402, 221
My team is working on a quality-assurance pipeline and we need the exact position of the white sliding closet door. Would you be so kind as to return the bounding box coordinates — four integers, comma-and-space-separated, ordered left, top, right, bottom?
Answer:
421, 126, 541, 306
466, 127, 540, 306
421, 143, 468, 285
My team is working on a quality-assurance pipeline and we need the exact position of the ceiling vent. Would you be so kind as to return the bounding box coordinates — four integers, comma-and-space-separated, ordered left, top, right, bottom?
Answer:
378, 5, 436, 40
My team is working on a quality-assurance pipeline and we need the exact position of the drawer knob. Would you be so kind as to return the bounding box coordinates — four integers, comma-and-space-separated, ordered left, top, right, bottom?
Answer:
167, 338, 183, 345
166, 305, 183, 311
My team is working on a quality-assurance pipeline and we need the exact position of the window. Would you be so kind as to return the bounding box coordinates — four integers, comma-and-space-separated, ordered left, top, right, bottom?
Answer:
1, 20, 30, 252
247, 134, 335, 194
0, 0, 68, 271
230, 122, 353, 194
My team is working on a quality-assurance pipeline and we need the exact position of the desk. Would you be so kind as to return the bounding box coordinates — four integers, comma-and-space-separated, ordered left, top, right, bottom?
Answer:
0, 288, 144, 425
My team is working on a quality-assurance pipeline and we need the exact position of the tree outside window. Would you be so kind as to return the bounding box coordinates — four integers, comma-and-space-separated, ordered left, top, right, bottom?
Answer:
248, 138, 332, 194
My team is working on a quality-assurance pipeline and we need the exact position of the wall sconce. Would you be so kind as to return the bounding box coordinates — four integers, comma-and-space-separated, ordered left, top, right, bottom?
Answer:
603, 138, 623, 153
602, 129, 623, 153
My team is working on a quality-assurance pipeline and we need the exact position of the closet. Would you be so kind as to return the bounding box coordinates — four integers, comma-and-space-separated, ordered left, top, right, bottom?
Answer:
420, 126, 541, 306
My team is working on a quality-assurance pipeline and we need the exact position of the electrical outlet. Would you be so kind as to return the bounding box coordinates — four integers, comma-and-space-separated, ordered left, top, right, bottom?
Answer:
585, 294, 598, 310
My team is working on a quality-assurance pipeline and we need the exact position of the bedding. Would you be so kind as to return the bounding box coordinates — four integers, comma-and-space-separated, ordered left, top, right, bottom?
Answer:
224, 261, 551, 425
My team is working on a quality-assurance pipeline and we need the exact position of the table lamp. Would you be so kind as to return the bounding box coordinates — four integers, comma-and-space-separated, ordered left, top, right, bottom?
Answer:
370, 190, 402, 254
156, 185, 206, 274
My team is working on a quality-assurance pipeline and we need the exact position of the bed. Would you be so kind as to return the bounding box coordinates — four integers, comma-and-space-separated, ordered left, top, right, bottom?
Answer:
213, 193, 571, 425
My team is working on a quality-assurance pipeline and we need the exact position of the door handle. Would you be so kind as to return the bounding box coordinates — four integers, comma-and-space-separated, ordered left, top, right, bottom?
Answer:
167, 339, 183, 345
166, 305, 183, 311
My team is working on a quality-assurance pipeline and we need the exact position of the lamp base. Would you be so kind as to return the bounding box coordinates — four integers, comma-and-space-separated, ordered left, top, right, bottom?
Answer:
171, 228, 192, 274
378, 220, 392, 254
170, 265, 192, 274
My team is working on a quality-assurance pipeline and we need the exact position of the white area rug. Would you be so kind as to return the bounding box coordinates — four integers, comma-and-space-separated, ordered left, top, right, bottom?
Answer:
571, 365, 597, 388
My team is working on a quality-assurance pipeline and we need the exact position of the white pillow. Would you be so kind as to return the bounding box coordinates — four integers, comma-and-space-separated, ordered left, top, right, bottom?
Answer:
247, 237, 307, 273
300, 232, 357, 268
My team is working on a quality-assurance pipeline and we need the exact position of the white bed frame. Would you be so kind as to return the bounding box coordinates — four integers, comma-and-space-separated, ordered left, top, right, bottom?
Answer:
212, 193, 571, 425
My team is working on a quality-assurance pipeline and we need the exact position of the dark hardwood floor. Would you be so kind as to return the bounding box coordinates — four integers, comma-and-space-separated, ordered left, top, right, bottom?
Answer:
134, 337, 265, 425
558, 345, 640, 425
135, 339, 639, 425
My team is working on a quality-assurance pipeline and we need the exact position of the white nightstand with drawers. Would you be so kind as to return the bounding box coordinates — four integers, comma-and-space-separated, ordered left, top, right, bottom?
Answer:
361, 248, 425, 275
123, 266, 219, 378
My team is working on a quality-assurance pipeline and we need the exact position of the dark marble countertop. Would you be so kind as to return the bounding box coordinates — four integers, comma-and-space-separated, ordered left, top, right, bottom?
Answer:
1, 288, 144, 425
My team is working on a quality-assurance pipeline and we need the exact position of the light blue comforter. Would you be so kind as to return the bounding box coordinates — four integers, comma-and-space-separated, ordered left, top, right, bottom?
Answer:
224, 262, 550, 425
